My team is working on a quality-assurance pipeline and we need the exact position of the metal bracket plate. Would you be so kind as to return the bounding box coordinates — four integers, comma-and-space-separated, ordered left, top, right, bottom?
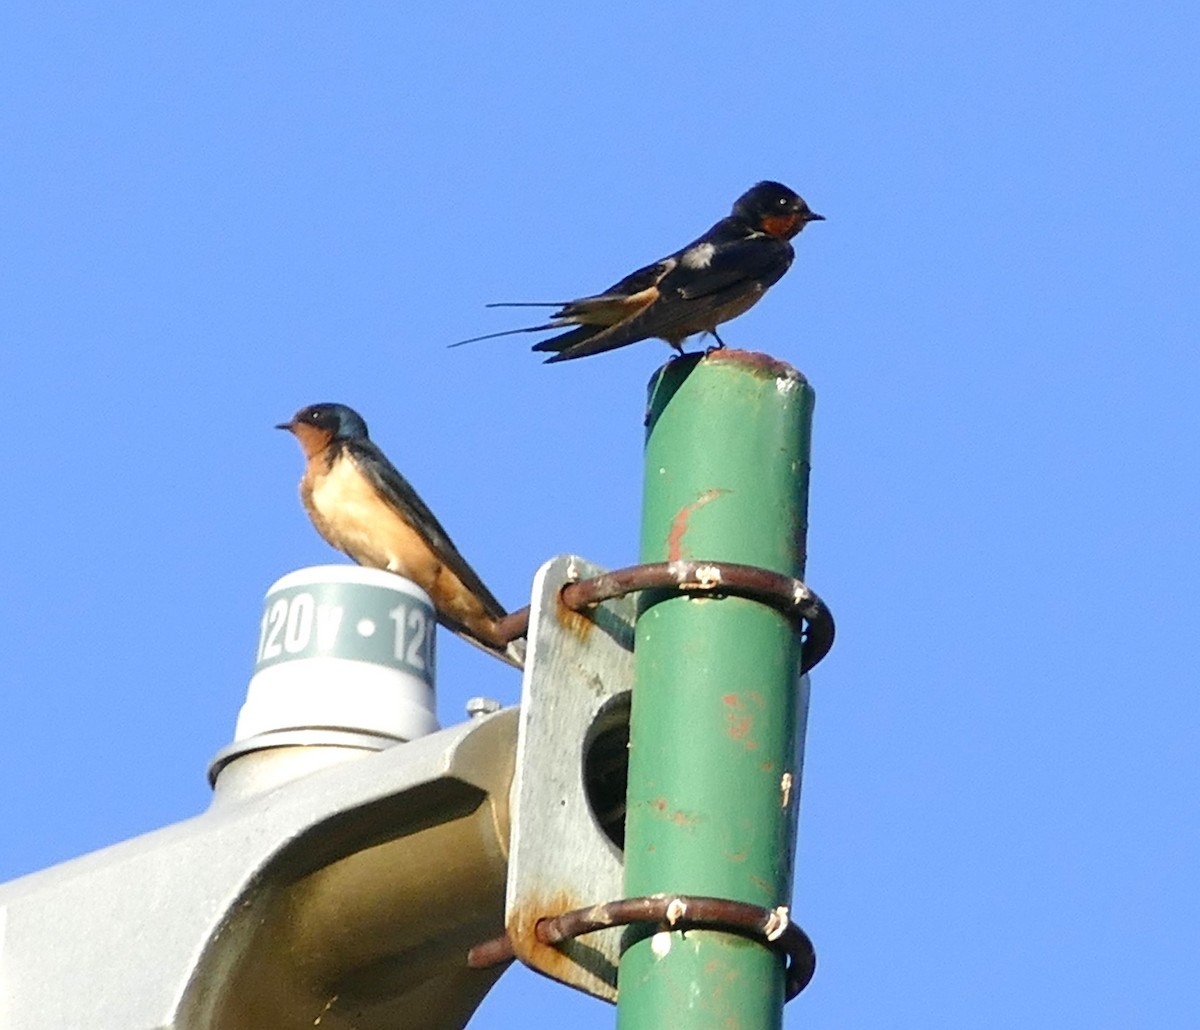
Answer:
506, 555, 633, 1002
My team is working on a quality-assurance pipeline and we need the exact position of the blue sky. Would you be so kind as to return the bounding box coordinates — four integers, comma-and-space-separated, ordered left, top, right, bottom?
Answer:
2, 3, 1197, 1026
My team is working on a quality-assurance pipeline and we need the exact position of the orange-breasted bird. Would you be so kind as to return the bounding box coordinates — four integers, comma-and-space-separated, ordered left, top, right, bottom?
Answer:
452, 180, 822, 363
277, 403, 523, 667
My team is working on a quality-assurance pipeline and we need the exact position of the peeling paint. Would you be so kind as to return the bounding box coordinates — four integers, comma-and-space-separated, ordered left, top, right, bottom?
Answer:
703, 347, 806, 385
780, 771, 794, 809
646, 796, 699, 827
651, 931, 673, 957
749, 874, 774, 897
666, 488, 730, 561
726, 715, 753, 741
723, 693, 761, 750
776, 374, 800, 395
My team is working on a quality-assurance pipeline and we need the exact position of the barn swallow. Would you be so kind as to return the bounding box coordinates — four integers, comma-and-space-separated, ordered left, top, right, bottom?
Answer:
451, 180, 823, 363
277, 403, 524, 668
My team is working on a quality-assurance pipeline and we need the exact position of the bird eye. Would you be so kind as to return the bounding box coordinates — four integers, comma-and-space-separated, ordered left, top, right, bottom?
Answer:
778, 196, 790, 207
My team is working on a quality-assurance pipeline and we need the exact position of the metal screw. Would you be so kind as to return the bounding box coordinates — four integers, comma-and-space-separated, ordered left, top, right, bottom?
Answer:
465, 696, 501, 719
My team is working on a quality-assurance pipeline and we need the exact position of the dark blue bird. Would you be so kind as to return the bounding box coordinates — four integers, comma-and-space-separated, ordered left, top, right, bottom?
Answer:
453, 181, 823, 363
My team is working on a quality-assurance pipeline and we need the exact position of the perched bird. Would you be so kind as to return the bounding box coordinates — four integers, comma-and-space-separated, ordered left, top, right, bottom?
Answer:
452, 180, 823, 363
277, 403, 524, 667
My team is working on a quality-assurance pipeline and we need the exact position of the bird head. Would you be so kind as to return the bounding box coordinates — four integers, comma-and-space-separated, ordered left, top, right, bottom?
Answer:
276, 403, 369, 457
733, 181, 824, 239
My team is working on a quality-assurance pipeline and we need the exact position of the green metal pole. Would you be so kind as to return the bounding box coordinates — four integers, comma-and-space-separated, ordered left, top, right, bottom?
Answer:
618, 350, 815, 1029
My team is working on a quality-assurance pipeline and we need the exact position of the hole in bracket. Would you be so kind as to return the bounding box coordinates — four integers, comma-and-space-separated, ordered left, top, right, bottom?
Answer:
582, 692, 631, 852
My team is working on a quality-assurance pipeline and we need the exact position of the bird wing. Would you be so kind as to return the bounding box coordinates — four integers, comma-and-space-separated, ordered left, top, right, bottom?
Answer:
593, 259, 677, 303
348, 439, 508, 621
448, 261, 673, 349
535, 238, 795, 362
549, 259, 675, 323
663, 235, 795, 301
532, 310, 662, 361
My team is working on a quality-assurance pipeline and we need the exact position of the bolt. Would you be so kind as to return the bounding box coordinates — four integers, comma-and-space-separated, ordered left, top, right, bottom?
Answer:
466, 696, 502, 719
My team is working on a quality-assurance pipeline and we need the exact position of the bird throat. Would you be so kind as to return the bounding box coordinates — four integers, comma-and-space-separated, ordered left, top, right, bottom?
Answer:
759, 213, 803, 239
291, 422, 336, 460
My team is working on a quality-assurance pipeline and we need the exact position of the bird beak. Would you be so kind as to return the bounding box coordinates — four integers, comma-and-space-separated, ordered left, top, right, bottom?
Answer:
806, 211, 826, 222
275, 421, 295, 432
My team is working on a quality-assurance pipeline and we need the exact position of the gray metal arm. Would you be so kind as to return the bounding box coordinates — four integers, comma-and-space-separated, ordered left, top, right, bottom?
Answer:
0, 707, 516, 1030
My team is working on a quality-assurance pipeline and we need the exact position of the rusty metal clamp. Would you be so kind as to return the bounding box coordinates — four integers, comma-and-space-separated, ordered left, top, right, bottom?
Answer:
494, 559, 834, 674
469, 893, 816, 1000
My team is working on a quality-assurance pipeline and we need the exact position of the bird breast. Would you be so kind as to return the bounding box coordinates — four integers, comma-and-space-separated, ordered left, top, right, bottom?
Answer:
303, 454, 441, 585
